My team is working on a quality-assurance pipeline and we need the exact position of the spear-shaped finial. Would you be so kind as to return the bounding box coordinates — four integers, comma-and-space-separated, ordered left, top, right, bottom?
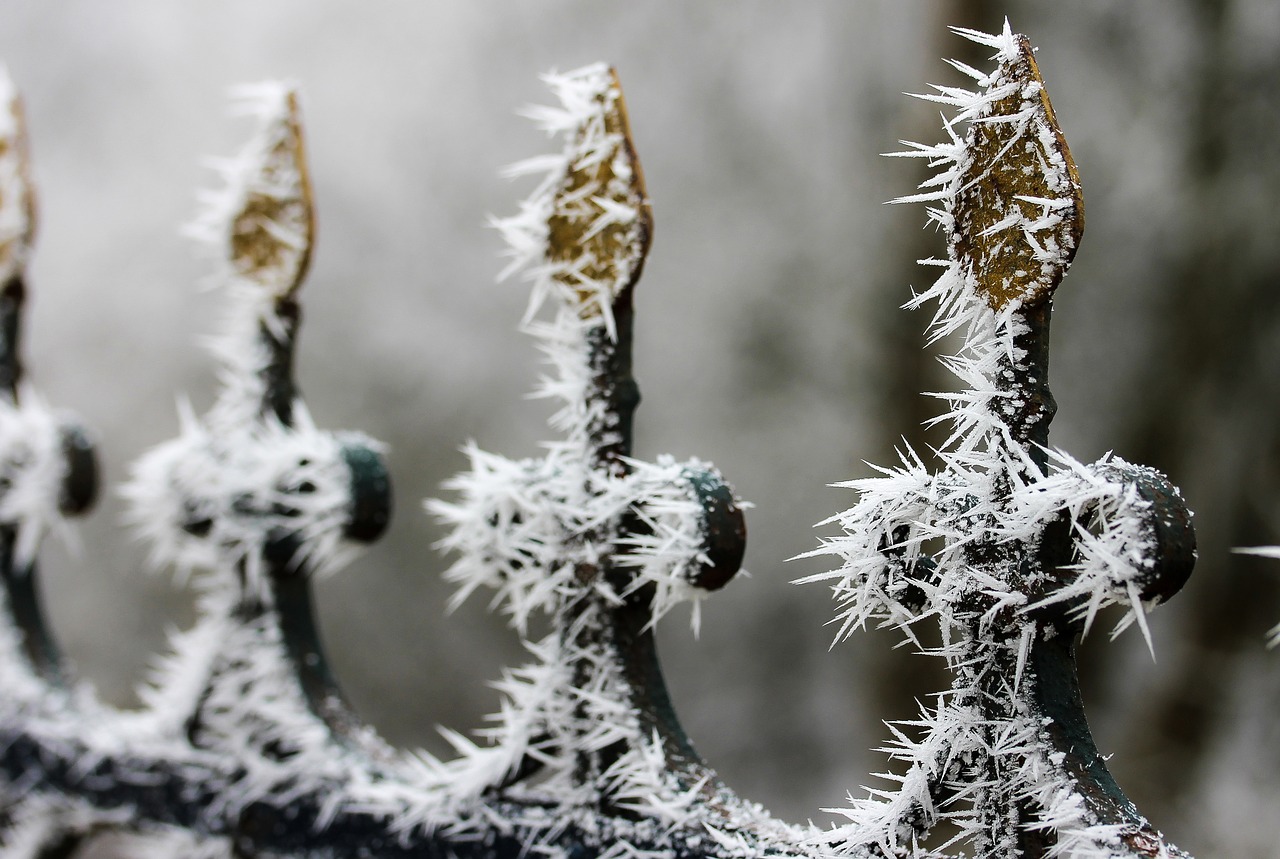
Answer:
949, 29, 1083, 310
497, 64, 651, 335
543, 67, 651, 323
0, 67, 35, 293
411, 65, 760, 845
809, 23, 1192, 858
894, 21, 1084, 318
217, 84, 313, 299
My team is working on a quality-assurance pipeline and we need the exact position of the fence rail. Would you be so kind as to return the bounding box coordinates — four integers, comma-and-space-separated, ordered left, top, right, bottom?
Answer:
0, 23, 1200, 859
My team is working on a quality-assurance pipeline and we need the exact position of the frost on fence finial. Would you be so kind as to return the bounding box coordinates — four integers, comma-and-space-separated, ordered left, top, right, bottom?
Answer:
0, 66, 35, 291
894, 21, 1083, 315
804, 24, 1195, 858
0, 66, 98, 700
495, 63, 651, 334
126, 81, 388, 596
189, 81, 314, 301
117, 80, 391, 816
398, 64, 787, 849
950, 27, 1082, 310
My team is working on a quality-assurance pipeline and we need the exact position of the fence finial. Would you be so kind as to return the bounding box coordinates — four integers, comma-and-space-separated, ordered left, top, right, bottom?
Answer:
400, 63, 785, 847
0, 67, 35, 290
119, 83, 393, 822
805, 23, 1194, 858
0, 68, 98, 698
187, 82, 315, 300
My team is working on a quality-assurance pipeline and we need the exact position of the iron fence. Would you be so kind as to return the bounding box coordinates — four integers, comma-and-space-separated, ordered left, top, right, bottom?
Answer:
0, 24, 1201, 859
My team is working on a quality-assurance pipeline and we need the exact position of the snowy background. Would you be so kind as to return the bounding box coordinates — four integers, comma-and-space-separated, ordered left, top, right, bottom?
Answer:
0, 0, 1278, 855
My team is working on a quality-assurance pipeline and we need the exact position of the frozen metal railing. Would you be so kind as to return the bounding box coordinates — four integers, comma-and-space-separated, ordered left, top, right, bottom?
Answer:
0, 24, 1196, 859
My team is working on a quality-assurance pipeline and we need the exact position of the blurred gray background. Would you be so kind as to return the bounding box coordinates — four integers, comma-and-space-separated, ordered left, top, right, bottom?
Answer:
0, 0, 1277, 855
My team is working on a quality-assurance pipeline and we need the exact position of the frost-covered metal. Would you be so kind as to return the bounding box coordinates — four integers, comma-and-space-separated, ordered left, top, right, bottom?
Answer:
801, 23, 1195, 859
0, 25, 1200, 859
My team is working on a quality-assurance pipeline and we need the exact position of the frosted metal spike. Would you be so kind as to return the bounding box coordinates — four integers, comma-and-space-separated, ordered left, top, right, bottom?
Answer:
215, 83, 315, 298
544, 65, 652, 321
0, 67, 35, 288
951, 34, 1084, 310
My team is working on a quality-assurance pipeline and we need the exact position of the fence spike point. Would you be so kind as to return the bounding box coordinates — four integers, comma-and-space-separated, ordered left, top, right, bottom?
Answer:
545, 65, 652, 321
223, 83, 315, 299
951, 33, 1084, 311
0, 66, 36, 286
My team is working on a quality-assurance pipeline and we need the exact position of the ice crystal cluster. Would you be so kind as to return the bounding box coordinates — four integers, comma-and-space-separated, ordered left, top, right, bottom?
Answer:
0, 386, 91, 724
803, 23, 1188, 857
0, 393, 83, 570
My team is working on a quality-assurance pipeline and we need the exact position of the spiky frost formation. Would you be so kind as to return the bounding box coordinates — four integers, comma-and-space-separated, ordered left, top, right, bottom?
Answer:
410, 63, 720, 816
432, 450, 721, 633
186, 82, 313, 296
129, 585, 354, 808
0, 390, 84, 568
124, 400, 378, 594
804, 23, 1190, 857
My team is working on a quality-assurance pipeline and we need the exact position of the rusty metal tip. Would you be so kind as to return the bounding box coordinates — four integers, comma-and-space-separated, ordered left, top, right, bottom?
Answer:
950, 31, 1084, 311
546, 66, 652, 321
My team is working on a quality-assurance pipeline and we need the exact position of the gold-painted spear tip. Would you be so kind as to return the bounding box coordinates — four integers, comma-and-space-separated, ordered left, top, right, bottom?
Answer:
0, 66, 36, 284
225, 83, 315, 300
545, 65, 652, 321
951, 33, 1084, 311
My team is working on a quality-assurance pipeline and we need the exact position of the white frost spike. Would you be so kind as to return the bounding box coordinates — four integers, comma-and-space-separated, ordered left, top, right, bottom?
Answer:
0, 65, 34, 289
1234, 546, 1280, 646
